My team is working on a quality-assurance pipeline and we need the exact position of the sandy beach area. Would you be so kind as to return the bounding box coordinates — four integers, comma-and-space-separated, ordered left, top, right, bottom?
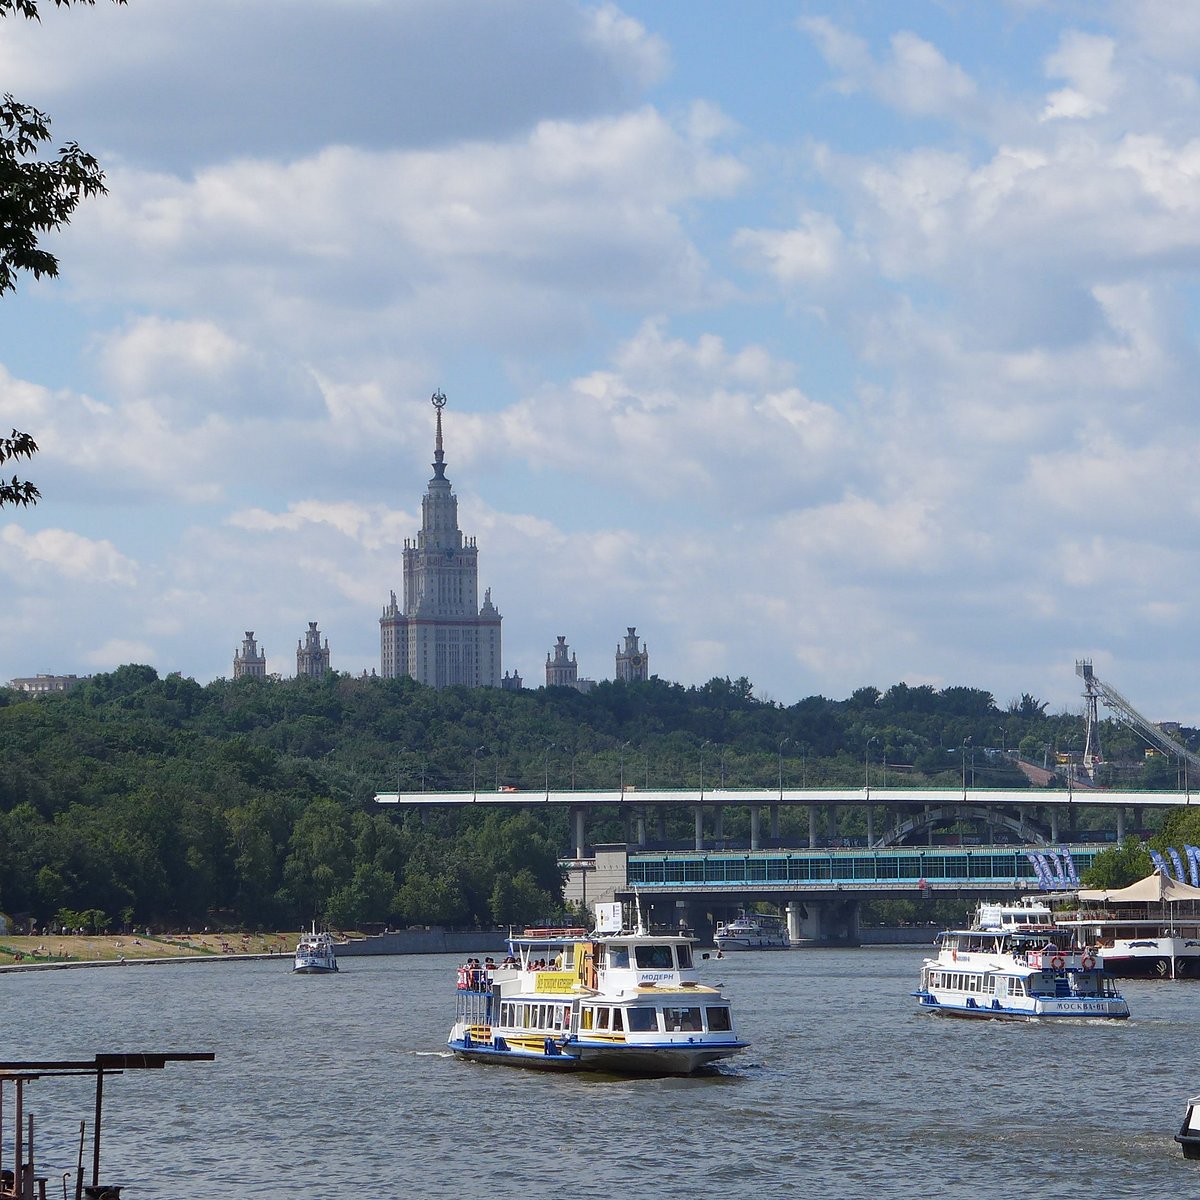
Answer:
0, 931, 306, 967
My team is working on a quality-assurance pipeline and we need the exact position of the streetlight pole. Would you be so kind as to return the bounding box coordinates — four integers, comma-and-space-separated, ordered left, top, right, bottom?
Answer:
961, 736, 971, 793
700, 740, 711, 800
778, 736, 790, 800
619, 741, 631, 796
544, 742, 555, 798
472, 745, 486, 799
865, 736, 877, 790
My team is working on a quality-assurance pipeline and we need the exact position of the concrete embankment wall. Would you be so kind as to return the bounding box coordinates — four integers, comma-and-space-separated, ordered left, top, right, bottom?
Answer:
335, 930, 508, 956
858, 927, 939, 946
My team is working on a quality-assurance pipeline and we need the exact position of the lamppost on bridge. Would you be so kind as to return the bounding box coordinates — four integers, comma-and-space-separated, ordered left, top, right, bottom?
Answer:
700, 740, 712, 800
472, 745, 487, 800
544, 742, 555, 798
961, 736, 972, 793
619, 741, 631, 796
865, 736, 878, 790
778, 736, 790, 800
719, 748, 728, 790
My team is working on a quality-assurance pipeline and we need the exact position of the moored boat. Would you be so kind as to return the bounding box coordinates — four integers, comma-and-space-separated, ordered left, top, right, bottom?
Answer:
447, 903, 747, 1074
914, 899, 1129, 1020
714, 911, 790, 951
293, 928, 339, 974
1056, 870, 1200, 979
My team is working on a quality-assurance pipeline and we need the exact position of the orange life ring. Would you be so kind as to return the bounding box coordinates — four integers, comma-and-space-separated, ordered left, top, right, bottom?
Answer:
1082, 954, 1096, 970
1050, 955, 1065, 970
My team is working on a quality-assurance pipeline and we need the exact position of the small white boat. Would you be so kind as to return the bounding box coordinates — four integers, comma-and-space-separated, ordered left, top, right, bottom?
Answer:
447, 903, 747, 1074
714, 911, 790, 951
293, 928, 339, 974
1176, 1095, 1200, 1158
914, 898, 1129, 1020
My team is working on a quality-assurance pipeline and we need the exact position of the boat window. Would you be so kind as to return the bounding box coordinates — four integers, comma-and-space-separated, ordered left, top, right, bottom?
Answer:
625, 1008, 658, 1032
663, 1006, 702, 1032
635, 944, 675, 969
596, 1007, 610, 1030
611, 1008, 624, 1031
706, 1006, 732, 1031
677, 943, 693, 969
606, 944, 630, 969
580, 1007, 594, 1031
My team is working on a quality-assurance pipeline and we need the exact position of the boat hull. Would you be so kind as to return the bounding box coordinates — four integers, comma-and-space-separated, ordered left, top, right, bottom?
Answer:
914, 990, 1129, 1020
448, 1034, 745, 1075
292, 964, 338, 974
1099, 942, 1200, 979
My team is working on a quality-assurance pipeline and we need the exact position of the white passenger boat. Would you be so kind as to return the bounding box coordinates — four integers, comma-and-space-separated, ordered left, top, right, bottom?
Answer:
447, 903, 748, 1074
714, 911, 790, 951
1056, 871, 1200, 979
914, 899, 1129, 1020
293, 928, 339, 974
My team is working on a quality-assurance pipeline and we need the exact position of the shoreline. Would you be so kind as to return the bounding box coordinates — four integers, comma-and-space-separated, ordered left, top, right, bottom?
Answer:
0, 951, 289, 973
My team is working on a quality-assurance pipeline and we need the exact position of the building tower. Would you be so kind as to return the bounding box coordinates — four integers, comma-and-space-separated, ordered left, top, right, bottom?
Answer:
615, 627, 648, 682
380, 391, 502, 688
546, 636, 579, 687
297, 621, 330, 677
233, 631, 267, 679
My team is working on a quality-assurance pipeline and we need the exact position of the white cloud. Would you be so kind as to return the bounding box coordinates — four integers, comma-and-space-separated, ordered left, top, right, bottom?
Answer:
1041, 32, 1120, 121
0, 526, 137, 586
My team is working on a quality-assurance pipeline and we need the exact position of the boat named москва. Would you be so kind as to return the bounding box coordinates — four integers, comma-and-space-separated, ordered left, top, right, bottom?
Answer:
914, 898, 1129, 1020
448, 902, 747, 1074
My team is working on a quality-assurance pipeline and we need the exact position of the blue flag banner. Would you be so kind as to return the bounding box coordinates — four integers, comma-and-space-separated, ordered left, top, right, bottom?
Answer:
1169, 847, 1187, 882
1186, 846, 1200, 888
1059, 847, 1080, 886
1150, 849, 1173, 878
1048, 852, 1067, 886
1026, 852, 1051, 888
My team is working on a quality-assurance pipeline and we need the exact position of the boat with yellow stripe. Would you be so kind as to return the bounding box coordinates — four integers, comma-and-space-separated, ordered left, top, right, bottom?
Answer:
447, 902, 747, 1074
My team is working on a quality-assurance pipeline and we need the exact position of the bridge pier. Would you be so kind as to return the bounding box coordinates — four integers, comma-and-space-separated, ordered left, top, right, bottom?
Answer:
866, 806, 874, 848
749, 804, 761, 850
785, 896, 860, 945
808, 805, 817, 849
1117, 807, 1125, 841
693, 805, 704, 851
770, 804, 780, 840
829, 804, 839, 843
572, 805, 587, 860
636, 809, 646, 847
714, 806, 724, 842
1050, 808, 1060, 842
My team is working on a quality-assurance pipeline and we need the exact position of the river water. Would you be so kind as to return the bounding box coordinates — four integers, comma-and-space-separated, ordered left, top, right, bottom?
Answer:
2, 947, 1197, 1199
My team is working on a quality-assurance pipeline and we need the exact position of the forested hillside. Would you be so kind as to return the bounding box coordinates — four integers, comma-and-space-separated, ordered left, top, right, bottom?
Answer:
0, 666, 1189, 932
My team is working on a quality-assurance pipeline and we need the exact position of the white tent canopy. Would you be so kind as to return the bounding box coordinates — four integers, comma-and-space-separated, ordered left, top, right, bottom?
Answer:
1078, 870, 1200, 904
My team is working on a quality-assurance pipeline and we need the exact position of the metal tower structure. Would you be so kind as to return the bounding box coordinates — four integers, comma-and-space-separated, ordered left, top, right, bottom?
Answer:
1076, 659, 1200, 772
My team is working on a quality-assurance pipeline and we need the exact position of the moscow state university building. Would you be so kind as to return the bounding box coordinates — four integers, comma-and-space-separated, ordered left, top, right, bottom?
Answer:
380, 393, 502, 687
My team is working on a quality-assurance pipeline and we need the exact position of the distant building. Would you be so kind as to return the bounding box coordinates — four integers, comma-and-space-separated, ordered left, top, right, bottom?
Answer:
380, 391, 502, 688
500, 669, 523, 690
296, 622, 331, 677
615, 627, 648, 683
546, 636, 595, 693
9, 673, 86, 695
233, 631, 267, 679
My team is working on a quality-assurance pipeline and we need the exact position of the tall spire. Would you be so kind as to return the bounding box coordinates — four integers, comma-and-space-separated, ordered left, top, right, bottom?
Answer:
431, 389, 448, 480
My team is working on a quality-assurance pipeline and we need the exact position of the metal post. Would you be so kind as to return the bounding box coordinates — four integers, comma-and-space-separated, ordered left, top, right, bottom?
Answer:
91, 1071, 102, 1187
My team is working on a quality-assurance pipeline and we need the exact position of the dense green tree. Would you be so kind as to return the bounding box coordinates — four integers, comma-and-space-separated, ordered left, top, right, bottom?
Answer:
1080, 838, 1153, 889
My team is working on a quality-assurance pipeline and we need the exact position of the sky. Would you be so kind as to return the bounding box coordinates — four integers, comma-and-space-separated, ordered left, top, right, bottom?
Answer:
3, 0, 1200, 720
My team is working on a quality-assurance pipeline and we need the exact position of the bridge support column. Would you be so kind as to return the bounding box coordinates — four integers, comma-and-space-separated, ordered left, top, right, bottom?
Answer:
1116, 807, 1125, 841
786, 899, 804, 945
1050, 808, 1060, 843
573, 806, 588, 864
1133, 806, 1143, 835
693, 805, 704, 851
770, 804, 780, 840
829, 805, 839, 843
636, 808, 646, 847
714, 806, 724, 843
749, 804, 761, 850
866, 806, 874, 848
808, 805, 817, 848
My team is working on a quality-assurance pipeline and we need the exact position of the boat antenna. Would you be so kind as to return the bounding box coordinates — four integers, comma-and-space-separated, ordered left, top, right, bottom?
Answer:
633, 890, 646, 936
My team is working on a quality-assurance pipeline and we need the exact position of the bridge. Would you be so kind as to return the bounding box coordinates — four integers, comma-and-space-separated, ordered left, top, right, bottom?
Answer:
376, 784, 1190, 944
375, 784, 1193, 855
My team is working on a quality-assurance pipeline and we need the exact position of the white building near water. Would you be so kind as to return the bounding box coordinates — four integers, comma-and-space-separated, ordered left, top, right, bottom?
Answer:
380, 392, 502, 688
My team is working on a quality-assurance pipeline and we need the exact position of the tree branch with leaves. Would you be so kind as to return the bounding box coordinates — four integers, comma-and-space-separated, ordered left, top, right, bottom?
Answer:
0, 0, 125, 505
